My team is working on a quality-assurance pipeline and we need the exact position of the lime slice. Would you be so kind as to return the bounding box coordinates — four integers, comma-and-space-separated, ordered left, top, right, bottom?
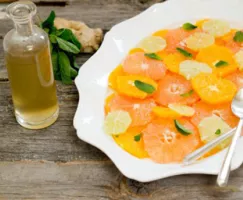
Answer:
202, 19, 231, 37
179, 60, 212, 80
198, 115, 231, 149
234, 50, 243, 70
104, 110, 132, 135
137, 36, 167, 53
185, 32, 215, 51
168, 104, 195, 117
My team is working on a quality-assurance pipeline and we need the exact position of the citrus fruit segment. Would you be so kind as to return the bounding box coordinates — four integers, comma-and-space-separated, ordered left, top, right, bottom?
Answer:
129, 48, 144, 55
222, 30, 243, 53
143, 119, 201, 163
163, 53, 186, 73
113, 126, 148, 158
152, 29, 168, 38
185, 32, 215, 51
191, 73, 237, 104
195, 19, 209, 28
179, 60, 212, 80
122, 52, 167, 80
225, 71, 243, 90
168, 104, 195, 117
234, 50, 243, 70
164, 28, 199, 53
116, 75, 157, 99
104, 93, 116, 114
196, 45, 238, 77
202, 19, 231, 37
154, 73, 200, 106
137, 36, 167, 53
191, 101, 239, 128
108, 65, 125, 90
152, 106, 181, 118
104, 110, 132, 135
108, 95, 156, 127
198, 115, 231, 149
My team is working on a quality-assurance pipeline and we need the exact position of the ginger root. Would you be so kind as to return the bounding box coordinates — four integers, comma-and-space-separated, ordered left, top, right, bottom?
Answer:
54, 17, 103, 53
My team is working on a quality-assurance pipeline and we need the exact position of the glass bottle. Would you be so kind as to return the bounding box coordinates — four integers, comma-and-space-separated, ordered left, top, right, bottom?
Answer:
3, 1, 59, 129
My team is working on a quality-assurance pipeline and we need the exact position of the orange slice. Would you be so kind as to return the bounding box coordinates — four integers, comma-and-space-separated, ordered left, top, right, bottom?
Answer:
122, 52, 167, 80
108, 95, 156, 127
113, 126, 148, 158
129, 48, 144, 55
108, 65, 125, 90
152, 106, 181, 118
143, 119, 201, 163
116, 75, 157, 99
154, 73, 200, 106
163, 53, 186, 73
153, 29, 168, 38
195, 19, 209, 28
196, 45, 238, 77
191, 73, 237, 104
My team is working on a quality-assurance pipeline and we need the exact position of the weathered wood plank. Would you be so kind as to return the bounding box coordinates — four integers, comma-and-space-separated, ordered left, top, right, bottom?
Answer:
0, 82, 108, 161
0, 161, 242, 200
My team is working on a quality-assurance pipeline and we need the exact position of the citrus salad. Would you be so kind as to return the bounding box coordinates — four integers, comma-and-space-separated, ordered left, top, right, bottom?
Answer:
103, 19, 243, 164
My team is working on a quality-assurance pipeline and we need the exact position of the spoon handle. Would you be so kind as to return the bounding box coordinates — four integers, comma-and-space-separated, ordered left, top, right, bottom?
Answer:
217, 119, 243, 187
183, 128, 236, 166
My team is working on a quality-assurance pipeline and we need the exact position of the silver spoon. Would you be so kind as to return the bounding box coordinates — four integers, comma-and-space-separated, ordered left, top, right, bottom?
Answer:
183, 127, 236, 166
217, 89, 243, 187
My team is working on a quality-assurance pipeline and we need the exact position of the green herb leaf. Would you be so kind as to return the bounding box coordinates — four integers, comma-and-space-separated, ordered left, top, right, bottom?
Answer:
56, 37, 80, 54
134, 80, 155, 94
134, 134, 142, 142
215, 60, 229, 67
70, 67, 78, 79
182, 23, 197, 31
233, 31, 243, 43
176, 48, 192, 58
56, 28, 82, 49
58, 51, 73, 84
174, 120, 193, 136
49, 34, 57, 43
180, 90, 194, 97
215, 129, 221, 135
51, 49, 58, 75
42, 10, 55, 29
144, 53, 162, 60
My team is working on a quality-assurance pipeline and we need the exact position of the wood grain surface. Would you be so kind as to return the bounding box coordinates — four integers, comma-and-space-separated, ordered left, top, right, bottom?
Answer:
0, 0, 243, 199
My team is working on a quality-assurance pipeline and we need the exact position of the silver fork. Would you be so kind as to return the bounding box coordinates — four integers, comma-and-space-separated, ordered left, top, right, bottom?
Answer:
183, 128, 236, 166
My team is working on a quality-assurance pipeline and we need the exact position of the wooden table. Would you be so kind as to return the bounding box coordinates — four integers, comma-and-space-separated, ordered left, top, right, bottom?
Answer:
0, 0, 243, 199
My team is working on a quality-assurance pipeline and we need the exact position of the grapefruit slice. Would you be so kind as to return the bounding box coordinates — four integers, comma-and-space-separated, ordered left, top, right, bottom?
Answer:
225, 70, 243, 90
143, 119, 201, 163
122, 52, 167, 80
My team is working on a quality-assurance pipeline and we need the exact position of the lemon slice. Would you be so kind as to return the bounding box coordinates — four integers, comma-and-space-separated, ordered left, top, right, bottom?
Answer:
168, 104, 195, 117
137, 36, 167, 53
179, 60, 212, 80
198, 115, 231, 149
104, 110, 132, 135
234, 50, 243, 70
202, 19, 231, 37
185, 32, 215, 51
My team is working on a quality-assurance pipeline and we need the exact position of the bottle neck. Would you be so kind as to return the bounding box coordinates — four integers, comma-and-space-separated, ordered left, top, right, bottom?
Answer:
15, 18, 34, 36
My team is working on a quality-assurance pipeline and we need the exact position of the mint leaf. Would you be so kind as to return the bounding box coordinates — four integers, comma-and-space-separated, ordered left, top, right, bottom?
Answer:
134, 134, 142, 142
70, 67, 78, 79
176, 48, 192, 58
51, 49, 58, 75
215, 60, 228, 67
233, 31, 243, 43
49, 34, 57, 43
58, 51, 72, 84
144, 53, 162, 60
174, 120, 193, 136
180, 90, 194, 97
215, 129, 221, 135
56, 37, 80, 54
134, 80, 155, 94
182, 23, 197, 31
42, 10, 55, 29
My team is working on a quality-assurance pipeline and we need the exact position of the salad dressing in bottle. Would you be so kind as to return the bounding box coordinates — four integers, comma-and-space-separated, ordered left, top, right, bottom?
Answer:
3, 1, 59, 129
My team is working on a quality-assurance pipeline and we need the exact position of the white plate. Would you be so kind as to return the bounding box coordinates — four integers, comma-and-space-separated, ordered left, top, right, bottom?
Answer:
73, 0, 243, 182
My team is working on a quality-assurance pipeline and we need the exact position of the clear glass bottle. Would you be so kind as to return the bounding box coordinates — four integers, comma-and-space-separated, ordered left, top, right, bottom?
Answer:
3, 1, 59, 129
